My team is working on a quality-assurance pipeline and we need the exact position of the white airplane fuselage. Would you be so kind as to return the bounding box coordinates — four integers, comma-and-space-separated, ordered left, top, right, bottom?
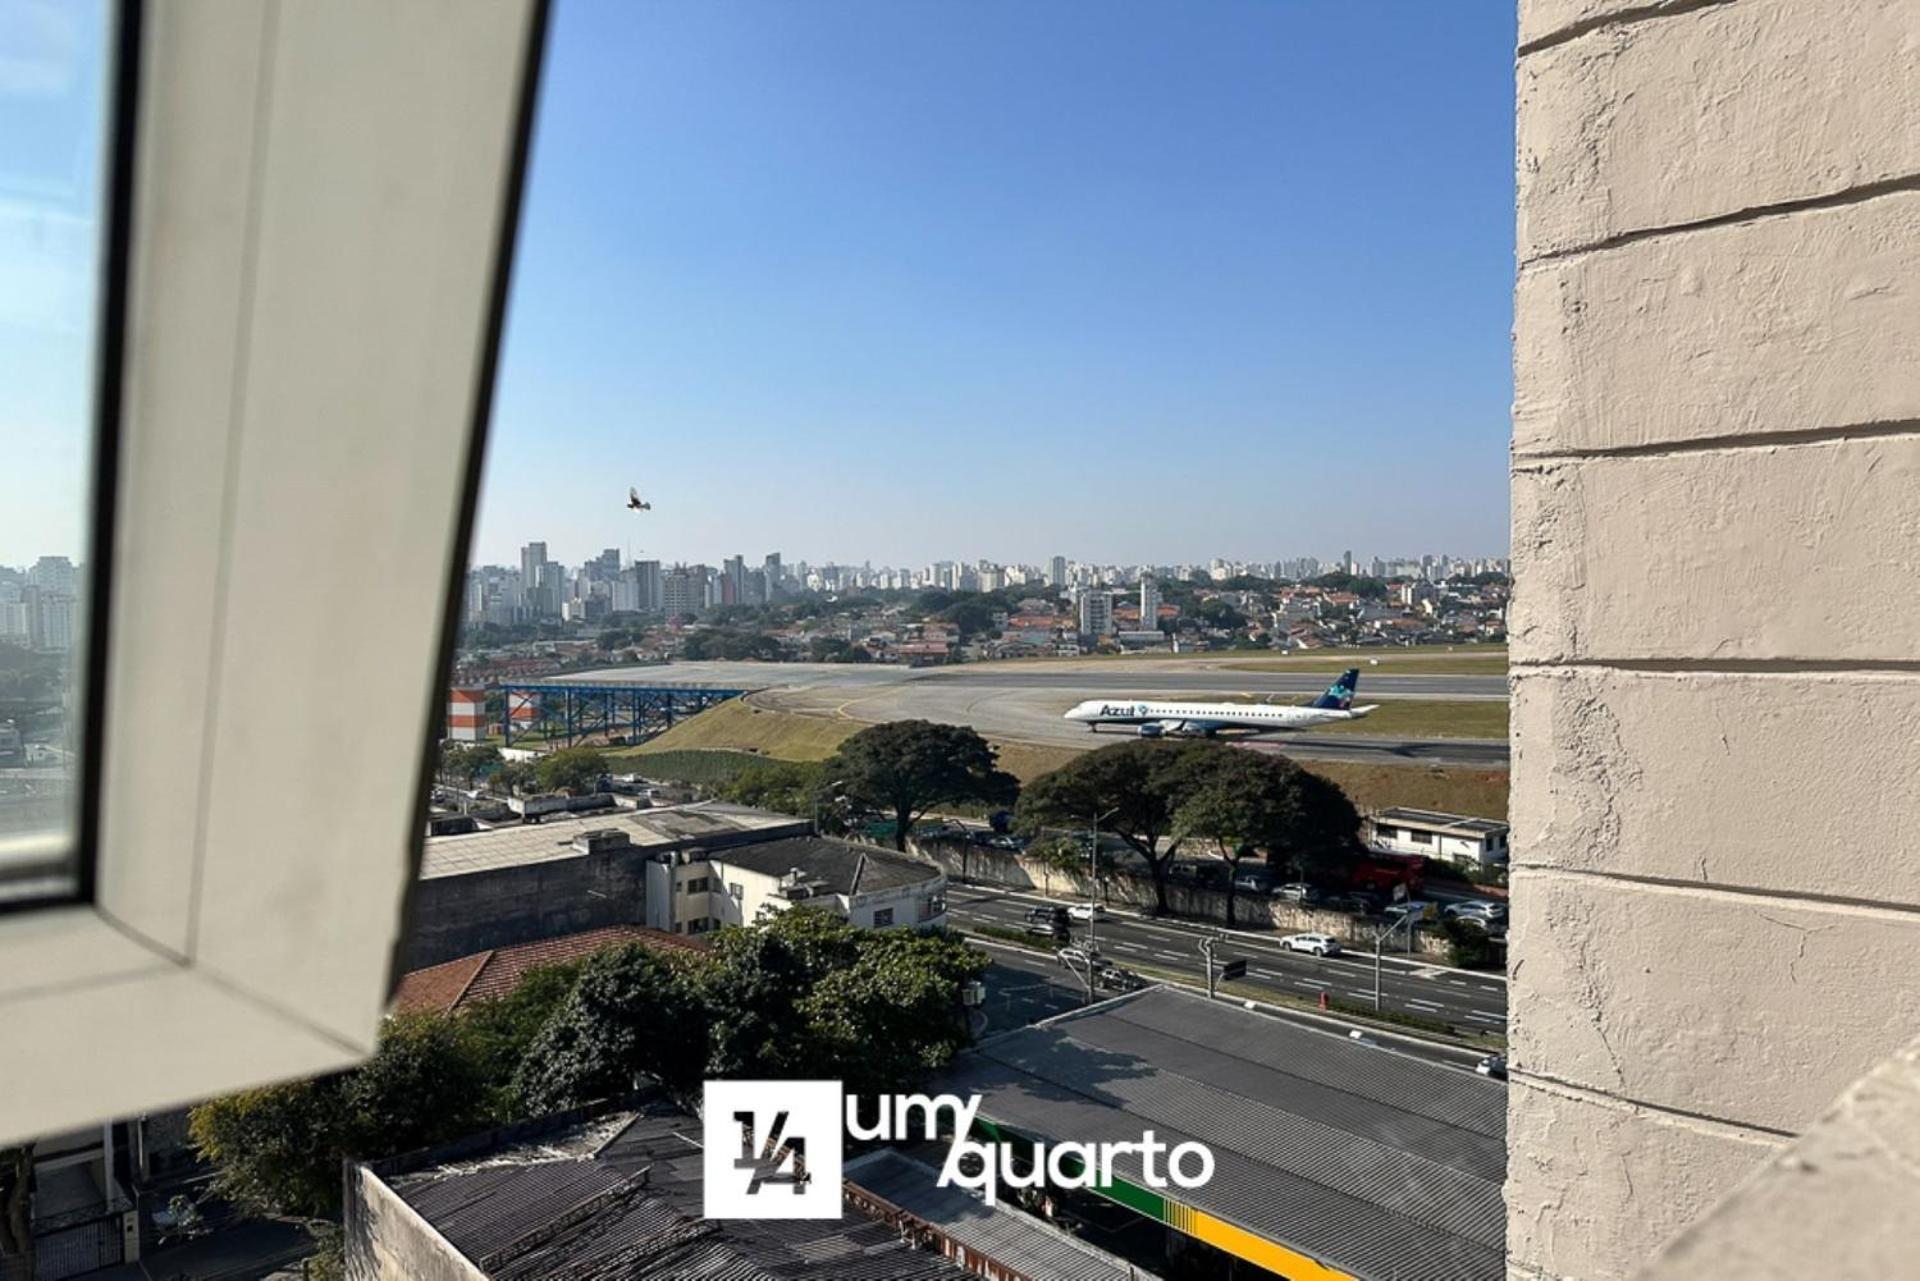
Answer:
1062, 697, 1375, 737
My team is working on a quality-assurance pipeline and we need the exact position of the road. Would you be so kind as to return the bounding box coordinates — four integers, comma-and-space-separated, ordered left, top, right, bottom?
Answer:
973, 946, 1494, 1071
946, 885, 1509, 1039
572, 658, 1511, 768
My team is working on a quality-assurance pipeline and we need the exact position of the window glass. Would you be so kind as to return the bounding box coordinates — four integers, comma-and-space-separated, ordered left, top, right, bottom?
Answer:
0, 0, 113, 900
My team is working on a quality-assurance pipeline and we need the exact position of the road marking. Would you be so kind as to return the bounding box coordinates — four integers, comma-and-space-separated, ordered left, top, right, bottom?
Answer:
1411, 966, 1448, 979
1466, 1011, 1507, 1024
1293, 978, 1330, 988
1405, 998, 1444, 1010
1151, 950, 1184, 961
1448, 980, 1469, 988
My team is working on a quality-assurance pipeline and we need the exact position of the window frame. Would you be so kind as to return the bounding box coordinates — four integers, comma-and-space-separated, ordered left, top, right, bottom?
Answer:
0, 0, 549, 1146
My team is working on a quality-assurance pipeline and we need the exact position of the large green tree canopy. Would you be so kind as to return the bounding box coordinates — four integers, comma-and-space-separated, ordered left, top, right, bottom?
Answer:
821, 720, 1018, 850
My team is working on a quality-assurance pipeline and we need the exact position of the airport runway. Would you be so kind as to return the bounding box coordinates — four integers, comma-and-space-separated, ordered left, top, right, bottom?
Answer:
571, 658, 1511, 768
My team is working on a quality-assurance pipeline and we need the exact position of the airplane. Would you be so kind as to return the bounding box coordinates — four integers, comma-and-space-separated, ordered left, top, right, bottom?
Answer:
1062, 668, 1378, 738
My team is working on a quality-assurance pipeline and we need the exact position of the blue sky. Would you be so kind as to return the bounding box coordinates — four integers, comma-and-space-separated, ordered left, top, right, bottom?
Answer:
477, 0, 1518, 571
0, 1, 1519, 571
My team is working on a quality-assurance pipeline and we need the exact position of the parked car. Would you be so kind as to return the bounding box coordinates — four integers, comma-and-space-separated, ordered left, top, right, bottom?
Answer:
1232, 871, 1276, 893
1273, 882, 1313, 902
1476, 1053, 1508, 1080
1444, 899, 1508, 920
1280, 932, 1342, 957
1096, 966, 1145, 992
1067, 903, 1106, 921
1381, 899, 1435, 923
1058, 946, 1102, 969
1334, 890, 1385, 915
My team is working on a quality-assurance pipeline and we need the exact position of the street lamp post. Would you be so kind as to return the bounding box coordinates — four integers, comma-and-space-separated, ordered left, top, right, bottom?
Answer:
1081, 805, 1121, 1004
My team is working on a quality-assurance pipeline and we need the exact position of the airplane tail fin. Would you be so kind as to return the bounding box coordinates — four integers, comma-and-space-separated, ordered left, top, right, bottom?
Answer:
1309, 668, 1360, 710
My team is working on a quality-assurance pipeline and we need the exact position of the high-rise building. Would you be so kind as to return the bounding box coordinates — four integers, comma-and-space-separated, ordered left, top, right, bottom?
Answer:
1077, 588, 1112, 637
519, 541, 552, 618
1139, 577, 1162, 629
662, 566, 702, 619
762, 553, 782, 598
28, 556, 76, 595
1049, 555, 1067, 588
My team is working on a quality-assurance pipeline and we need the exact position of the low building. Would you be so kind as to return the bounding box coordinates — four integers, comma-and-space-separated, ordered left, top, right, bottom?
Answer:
407, 802, 808, 967
648, 834, 948, 935
348, 1105, 975, 1280
932, 985, 1505, 1281
1368, 807, 1510, 869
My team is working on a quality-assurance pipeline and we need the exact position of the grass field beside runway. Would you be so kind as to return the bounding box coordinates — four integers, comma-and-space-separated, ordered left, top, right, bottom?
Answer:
615, 698, 1507, 816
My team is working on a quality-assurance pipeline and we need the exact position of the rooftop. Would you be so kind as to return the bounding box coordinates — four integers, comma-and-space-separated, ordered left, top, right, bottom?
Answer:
1374, 806, 1509, 837
419, 801, 806, 880
933, 985, 1505, 1281
710, 835, 944, 897
386, 1107, 971, 1281
390, 925, 703, 1016
848, 1149, 1153, 1281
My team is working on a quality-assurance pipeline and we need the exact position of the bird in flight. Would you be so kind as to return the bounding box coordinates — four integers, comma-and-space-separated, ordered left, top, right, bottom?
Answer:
627, 487, 652, 512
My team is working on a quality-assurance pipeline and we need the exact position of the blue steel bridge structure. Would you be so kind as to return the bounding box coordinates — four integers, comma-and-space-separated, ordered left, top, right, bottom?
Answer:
497, 681, 750, 749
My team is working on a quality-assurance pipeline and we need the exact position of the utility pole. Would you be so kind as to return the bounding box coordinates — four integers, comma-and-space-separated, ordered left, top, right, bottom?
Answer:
1372, 913, 1414, 1010
1082, 806, 1118, 1005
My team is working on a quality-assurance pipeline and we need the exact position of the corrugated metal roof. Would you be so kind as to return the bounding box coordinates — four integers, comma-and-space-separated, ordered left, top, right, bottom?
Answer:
934, 986, 1505, 1281
849, 1150, 1152, 1281
391, 1110, 973, 1280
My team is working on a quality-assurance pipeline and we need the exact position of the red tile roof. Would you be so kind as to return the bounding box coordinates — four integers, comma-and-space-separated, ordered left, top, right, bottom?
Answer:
391, 925, 703, 1016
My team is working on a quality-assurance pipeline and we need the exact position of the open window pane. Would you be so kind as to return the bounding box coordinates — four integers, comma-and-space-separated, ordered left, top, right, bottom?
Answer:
0, 0, 114, 900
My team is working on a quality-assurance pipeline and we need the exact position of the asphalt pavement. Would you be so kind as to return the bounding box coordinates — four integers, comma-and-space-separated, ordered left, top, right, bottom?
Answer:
947, 885, 1508, 1039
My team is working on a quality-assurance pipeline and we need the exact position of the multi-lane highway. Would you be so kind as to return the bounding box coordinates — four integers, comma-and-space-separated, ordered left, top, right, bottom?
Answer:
574, 657, 1510, 768
946, 885, 1509, 1039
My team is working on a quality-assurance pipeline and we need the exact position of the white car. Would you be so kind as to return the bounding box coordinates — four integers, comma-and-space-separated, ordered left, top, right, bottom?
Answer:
1058, 946, 1100, 969
1068, 903, 1106, 921
1280, 932, 1342, 957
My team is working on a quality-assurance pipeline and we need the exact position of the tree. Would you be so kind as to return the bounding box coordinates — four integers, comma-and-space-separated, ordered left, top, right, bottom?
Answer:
491, 760, 537, 796
189, 1014, 492, 1221
820, 721, 1017, 852
1265, 769, 1362, 883
512, 945, 709, 1112
800, 928, 989, 1097
535, 746, 608, 795
1015, 740, 1213, 911
460, 961, 587, 1116
934, 599, 994, 636
438, 743, 502, 788
1440, 917, 1502, 970
715, 759, 823, 819
1170, 748, 1294, 927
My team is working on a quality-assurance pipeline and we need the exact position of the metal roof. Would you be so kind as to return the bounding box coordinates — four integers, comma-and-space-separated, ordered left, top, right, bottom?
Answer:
933, 986, 1506, 1281
391, 1109, 971, 1281
848, 1150, 1155, 1281
1374, 807, 1509, 837
709, 836, 943, 897
419, 802, 805, 880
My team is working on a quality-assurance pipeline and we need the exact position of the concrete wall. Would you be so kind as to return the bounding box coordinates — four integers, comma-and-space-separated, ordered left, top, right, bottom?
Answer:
343, 1163, 487, 1281
404, 850, 649, 969
1509, 3, 1920, 1278
908, 837, 1455, 957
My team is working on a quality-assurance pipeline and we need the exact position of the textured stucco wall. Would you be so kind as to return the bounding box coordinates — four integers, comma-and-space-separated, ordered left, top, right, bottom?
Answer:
1509, 2, 1920, 1278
